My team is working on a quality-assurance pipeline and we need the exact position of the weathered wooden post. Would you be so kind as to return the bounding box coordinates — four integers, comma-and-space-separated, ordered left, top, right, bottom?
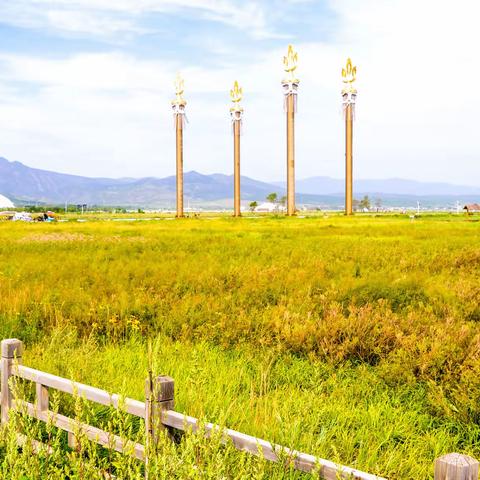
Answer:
1, 338, 23, 424
145, 374, 174, 478
435, 453, 479, 480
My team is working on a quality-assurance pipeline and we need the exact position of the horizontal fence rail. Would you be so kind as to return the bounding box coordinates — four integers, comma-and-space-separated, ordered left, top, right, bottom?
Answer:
16, 364, 145, 418
1, 339, 479, 479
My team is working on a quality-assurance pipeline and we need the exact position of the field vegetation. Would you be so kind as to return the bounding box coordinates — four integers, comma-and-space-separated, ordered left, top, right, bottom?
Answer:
1, 213, 480, 478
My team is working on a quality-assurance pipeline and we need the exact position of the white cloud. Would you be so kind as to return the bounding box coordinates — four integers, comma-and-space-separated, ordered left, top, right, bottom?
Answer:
0, 0, 479, 185
45, 9, 147, 38
0, 0, 275, 40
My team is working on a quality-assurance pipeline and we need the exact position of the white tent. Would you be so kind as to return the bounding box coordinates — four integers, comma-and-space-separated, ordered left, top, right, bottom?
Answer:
12, 212, 32, 222
254, 202, 286, 213
0, 194, 14, 209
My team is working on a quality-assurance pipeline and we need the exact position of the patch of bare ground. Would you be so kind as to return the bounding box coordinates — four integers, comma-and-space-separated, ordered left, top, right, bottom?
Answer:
19, 233, 146, 243
19, 233, 93, 243
103, 235, 146, 243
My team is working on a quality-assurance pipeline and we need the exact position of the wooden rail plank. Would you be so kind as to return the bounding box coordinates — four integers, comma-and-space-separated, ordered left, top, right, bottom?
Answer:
13, 365, 144, 418
20, 401, 145, 461
162, 410, 385, 480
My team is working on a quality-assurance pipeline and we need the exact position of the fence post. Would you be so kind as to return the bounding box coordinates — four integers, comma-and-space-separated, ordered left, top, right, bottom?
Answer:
1, 339, 23, 424
145, 375, 174, 479
145, 375, 174, 444
435, 453, 479, 480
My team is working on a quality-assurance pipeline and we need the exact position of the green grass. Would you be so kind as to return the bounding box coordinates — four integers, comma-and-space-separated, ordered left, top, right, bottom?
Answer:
1, 214, 480, 478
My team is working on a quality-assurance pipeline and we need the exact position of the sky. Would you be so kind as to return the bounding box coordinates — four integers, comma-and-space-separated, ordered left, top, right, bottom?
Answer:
0, 0, 479, 185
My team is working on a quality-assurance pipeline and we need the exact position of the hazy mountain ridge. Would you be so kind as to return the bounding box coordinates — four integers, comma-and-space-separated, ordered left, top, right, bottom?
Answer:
274, 176, 480, 196
0, 157, 280, 207
1, 157, 479, 208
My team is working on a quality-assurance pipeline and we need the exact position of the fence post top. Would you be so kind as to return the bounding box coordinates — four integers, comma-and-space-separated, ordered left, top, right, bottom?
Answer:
435, 453, 479, 480
156, 375, 174, 384
1, 339, 23, 358
437, 453, 479, 466
155, 375, 174, 401
145, 375, 174, 402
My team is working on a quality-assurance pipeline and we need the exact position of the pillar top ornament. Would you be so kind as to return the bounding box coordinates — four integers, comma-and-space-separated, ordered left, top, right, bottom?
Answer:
230, 80, 243, 114
172, 73, 187, 107
342, 58, 357, 95
282, 45, 299, 85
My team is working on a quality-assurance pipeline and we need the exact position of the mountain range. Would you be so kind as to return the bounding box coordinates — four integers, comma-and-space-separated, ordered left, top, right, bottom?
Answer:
279, 177, 480, 196
1, 157, 479, 209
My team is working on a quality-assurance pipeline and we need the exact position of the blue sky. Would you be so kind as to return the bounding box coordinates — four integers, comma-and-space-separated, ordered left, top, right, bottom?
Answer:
0, 0, 479, 185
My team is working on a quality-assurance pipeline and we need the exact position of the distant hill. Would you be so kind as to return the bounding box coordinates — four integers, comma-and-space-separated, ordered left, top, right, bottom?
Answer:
0, 157, 281, 208
274, 176, 480, 196
1, 157, 479, 209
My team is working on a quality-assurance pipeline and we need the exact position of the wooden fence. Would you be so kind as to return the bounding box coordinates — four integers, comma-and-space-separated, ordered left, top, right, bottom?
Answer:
1, 338, 479, 479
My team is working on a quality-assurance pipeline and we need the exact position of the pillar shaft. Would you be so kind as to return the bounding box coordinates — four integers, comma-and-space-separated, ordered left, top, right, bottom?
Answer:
233, 119, 241, 217
175, 114, 184, 218
345, 103, 353, 215
286, 93, 295, 216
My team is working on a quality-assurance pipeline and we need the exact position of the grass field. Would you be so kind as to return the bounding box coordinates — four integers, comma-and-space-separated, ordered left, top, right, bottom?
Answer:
1, 214, 480, 478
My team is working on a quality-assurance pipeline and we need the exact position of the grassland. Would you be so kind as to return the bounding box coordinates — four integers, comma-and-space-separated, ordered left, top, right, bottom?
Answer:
1, 213, 480, 478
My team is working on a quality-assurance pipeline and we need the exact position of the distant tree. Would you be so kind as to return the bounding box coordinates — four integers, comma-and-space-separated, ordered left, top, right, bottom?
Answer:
25, 205, 44, 213
249, 201, 258, 212
279, 195, 287, 207
352, 199, 360, 211
374, 197, 382, 212
266, 193, 278, 204
359, 195, 371, 210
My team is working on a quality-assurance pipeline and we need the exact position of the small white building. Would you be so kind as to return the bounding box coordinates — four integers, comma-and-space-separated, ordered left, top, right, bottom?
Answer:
254, 202, 287, 213
0, 194, 14, 209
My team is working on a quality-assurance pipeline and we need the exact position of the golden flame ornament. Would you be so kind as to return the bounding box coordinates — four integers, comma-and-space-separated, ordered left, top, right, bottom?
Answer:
172, 73, 186, 106
342, 58, 357, 94
230, 80, 243, 109
283, 45, 299, 83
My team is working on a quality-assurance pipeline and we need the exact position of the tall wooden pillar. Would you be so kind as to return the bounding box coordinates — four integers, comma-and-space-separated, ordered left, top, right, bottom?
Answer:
174, 108, 185, 218
230, 80, 244, 217
341, 58, 357, 216
285, 90, 296, 216
233, 114, 242, 217
172, 73, 187, 218
345, 102, 353, 215
282, 45, 299, 217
